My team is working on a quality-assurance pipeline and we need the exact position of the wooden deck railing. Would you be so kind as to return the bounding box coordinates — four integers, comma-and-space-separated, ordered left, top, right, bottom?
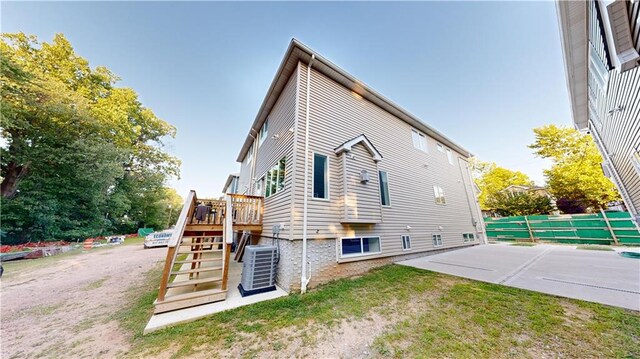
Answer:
187, 194, 264, 226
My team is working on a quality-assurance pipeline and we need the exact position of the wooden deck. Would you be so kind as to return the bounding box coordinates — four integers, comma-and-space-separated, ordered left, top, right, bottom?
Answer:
154, 191, 263, 313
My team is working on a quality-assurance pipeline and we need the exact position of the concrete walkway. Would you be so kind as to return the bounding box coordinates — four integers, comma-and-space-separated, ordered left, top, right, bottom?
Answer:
397, 244, 640, 311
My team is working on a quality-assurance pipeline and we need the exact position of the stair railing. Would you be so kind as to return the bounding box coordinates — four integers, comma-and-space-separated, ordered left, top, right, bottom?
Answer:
158, 190, 196, 302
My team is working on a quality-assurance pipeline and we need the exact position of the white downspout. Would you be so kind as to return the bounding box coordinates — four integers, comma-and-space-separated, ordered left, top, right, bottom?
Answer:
301, 54, 315, 294
248, 130, 258, 195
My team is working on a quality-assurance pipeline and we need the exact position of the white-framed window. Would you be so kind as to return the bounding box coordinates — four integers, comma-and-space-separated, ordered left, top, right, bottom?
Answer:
401, 235, 411, 250
432, 234, 442, 247
379, 171, 390, 206
632, 148, 640, 178
463, 233, 475, 243
436, 143, 445, 153
313, 153, 329, 199
412, 129, 428, 152
256, 177, 263, 196
247, 145, 253, 164
264, 157, 286, 198
589, 45, 609, 92
433, 185, 446, 205
258, 119, 269, 147
340, 236, 381, 257
446, 149, 454, 165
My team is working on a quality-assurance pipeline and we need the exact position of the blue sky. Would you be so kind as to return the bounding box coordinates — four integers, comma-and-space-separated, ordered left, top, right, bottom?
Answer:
2, 1, 571, 198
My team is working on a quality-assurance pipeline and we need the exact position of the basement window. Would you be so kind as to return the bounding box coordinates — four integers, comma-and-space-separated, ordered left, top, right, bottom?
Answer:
463, 233, 475, 243
340, 237, 381, 257
432, 234, 443, 247
401, 235, 411, 250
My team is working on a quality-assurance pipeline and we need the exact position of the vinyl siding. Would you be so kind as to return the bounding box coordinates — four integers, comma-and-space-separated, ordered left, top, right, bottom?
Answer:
293, 62, 480, 261
341, 143, 382, 223
588, 0, 640, 217
237, 70, 298, 238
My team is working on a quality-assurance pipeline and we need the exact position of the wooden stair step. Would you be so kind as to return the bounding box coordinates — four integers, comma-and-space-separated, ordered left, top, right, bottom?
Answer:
178, 249, 223, 254
174, 258, 222, 264
154, 288, 228, 313
167, 277, 222, 288
159, 288, 227, 304
182, 236, 221, 239
170, 267, 222, 275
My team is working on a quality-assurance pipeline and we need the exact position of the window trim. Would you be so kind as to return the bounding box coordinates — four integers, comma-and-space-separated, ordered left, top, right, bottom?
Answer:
411, 129, 428, 153
446, 149, 454, 165
463, 233, 476, 243
436, 143, 445, 153
312, 152, 330, 201
379, 170, 391, 207
432, 234, 443, 247
433, 185, 446, 205
258, 119, 269, 147
247, 144, 254, 164
263, 157, 286, 199
339, 236, 382, 258
401, 234, 412, 251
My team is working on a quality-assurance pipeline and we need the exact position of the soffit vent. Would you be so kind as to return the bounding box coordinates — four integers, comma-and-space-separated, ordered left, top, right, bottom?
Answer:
606, 0, 640, 72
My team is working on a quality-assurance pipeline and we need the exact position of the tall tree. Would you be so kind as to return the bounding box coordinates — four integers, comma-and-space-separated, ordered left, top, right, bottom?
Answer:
470, 158, 534, 210
1, 33, 180, 242
529, 125, 619, 211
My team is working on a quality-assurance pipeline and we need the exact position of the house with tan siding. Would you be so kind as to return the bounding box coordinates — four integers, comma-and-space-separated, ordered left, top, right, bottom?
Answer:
557, 0, 640, 227
232, 39, 485, 293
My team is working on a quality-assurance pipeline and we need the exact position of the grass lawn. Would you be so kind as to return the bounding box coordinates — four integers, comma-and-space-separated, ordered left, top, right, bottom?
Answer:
509, 242, 537, 247
117, 265, 640, 358
576, 245, 615, 251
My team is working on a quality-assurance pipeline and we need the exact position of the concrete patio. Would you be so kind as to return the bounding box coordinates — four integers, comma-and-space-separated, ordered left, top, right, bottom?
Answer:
144, 259, 288, 334
397, 243, 640, 311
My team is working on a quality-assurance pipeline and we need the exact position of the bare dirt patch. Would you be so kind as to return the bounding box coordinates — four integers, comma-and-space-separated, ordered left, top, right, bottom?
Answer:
1, 245, 165, 359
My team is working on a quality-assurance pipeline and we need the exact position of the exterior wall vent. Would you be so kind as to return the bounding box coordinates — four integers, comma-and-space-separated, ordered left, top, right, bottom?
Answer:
606, 0, 640, 72
238, 245, 278, 296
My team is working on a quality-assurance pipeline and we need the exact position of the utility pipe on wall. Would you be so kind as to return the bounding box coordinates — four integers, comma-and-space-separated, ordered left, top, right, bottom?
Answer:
301, 54, 315, 294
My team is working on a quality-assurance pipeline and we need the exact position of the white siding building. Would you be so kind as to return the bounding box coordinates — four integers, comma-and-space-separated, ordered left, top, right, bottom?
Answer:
557, 0, 640, 225
233, 39, 485, 292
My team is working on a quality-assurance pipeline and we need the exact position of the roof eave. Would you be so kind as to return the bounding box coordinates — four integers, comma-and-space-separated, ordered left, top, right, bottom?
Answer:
236, 39, 474, 162
556, 0, 589, 130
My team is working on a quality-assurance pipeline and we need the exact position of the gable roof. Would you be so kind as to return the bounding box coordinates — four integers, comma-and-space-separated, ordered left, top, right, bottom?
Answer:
334, 134, 383, 162
236, 39, 472, 162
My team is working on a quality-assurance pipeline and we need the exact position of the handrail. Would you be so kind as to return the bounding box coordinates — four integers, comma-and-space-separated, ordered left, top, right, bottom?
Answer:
168, 190, 195, 247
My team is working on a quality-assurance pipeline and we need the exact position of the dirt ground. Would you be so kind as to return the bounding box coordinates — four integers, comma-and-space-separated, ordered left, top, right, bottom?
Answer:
1, 244, 165, 359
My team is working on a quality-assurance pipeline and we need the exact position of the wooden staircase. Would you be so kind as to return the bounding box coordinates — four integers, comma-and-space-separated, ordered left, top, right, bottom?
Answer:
154, 191, 263, 314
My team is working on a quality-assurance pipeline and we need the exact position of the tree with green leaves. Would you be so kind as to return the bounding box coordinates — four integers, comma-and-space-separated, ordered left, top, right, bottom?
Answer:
1, 33, 181, 243
528, 125, 619, 212
486, 191, 554, 216
469, 158, 534, 210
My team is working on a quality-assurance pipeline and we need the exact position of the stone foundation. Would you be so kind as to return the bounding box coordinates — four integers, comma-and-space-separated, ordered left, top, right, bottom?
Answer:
255, 236, 475, 293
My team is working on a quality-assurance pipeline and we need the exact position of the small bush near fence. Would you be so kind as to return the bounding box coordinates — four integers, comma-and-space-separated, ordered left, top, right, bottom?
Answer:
485, 212, 640, 245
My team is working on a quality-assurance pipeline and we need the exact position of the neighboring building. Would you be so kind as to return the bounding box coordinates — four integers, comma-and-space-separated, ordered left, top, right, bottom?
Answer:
232, 39, 485, 292
557, 0, 640, 226
502, 185, 553, 199
222, 173, 240, 194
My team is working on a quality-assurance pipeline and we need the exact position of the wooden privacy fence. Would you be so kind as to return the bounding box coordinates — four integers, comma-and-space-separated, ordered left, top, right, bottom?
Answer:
485, 211, 640, 245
